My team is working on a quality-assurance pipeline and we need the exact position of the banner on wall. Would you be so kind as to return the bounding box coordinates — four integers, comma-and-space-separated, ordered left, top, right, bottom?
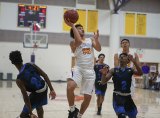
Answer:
77, 9, 87, 31
125, 13, 135, 35
136, 14, 146, 35
87, 10, 98, 32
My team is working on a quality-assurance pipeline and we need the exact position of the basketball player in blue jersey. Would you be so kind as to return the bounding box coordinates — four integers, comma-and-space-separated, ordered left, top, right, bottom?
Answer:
9, 50, 56, 118
101, 53, 142, 118
114, 39, 140, 96
94, 53, 109, 115
64, 19, 101, 118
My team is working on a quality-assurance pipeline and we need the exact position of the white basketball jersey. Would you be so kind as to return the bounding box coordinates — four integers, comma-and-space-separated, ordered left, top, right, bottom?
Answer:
118, 50, 135, 68
74, 38, 94, 69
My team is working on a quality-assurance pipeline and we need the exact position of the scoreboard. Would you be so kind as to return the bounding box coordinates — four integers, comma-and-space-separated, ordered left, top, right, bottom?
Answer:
18, 4, 47, 28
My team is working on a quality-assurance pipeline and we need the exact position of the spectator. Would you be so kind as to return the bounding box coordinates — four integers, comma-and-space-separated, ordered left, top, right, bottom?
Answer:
142, 63, 150, 89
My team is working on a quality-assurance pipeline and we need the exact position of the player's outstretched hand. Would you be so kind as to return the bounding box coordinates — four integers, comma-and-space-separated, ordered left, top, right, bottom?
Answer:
93, 30, 99, 40
49, 90, 56, 100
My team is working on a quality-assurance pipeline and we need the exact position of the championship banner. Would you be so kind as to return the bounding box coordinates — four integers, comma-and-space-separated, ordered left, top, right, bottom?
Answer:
125, 13, 135, 35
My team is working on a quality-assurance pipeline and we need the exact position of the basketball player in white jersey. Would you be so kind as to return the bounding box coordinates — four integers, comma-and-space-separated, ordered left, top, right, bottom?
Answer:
64, 19, 101, 118
114, 39, 141, 96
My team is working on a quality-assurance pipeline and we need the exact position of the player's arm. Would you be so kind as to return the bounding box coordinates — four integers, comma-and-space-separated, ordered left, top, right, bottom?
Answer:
70, 41, 76, 53
16, 79, 34, 116
132, 62, 143, 76
64, 19, 82, 46
32, 64, 56, 100
114, 53, 119, 67
100, 67, 114, 84
129, 54, 142, 76
92, 30, 101, 52
134, 53, 141, 66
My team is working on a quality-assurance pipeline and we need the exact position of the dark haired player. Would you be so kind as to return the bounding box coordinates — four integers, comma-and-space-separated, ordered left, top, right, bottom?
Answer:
64, 17, 101, 118
114, 39, 140, 96
94, 53, 109, 115
9, 50, 56, 118
101, 53, 142, 118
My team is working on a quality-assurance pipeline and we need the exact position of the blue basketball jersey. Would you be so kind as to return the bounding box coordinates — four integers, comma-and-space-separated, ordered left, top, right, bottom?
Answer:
17, 63, 45, 92
94, 63, 109, 82
112, 67, 134, 93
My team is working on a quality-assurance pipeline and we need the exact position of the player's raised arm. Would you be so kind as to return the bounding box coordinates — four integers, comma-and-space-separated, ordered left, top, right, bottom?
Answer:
92, 30, 101, 52
16, 79, 37, 117
114, 53, 119, 67
128, 54, 142, 76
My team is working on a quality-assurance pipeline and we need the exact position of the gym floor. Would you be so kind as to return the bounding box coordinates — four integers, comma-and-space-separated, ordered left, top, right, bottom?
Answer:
0, 81, 160, 118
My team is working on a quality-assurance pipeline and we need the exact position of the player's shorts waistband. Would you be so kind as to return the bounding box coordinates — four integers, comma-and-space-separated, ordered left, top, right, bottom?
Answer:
36, 82, 48, 93
114, 91, 131, 96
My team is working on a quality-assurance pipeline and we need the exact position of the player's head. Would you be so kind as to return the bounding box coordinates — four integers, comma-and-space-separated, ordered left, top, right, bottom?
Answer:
98, 53, 105, 58
119, 53, 129, 65
9, 50, 23, 65
98, 53, 105, 63
121, 39, 130, 48
70, 24, 84, 39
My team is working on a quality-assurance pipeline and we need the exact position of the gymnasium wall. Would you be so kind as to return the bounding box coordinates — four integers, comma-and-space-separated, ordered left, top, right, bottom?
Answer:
0, 2, 110, 80
0, 1, 160, 80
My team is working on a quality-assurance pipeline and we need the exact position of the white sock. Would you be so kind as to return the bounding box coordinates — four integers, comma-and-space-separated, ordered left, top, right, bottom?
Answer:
70, 105, 75, 112
77, 112, 82, 118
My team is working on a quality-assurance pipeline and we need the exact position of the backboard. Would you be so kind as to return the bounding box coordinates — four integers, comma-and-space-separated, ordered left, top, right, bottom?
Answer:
23, 33, 48, 48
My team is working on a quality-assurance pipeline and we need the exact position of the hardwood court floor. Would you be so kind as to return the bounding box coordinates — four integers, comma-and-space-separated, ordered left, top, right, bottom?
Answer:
0, 81, 160, 118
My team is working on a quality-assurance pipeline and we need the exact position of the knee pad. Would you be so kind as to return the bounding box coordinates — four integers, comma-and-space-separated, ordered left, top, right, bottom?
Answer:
118, 113, 126, 118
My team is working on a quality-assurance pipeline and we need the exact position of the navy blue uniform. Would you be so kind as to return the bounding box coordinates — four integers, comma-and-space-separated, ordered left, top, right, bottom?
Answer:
17, 63, 48, 114
112, 67, 137, 118
94, 64, 109, 96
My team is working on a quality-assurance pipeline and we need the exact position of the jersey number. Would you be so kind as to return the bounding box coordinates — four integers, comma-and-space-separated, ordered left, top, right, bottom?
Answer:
82, 48, 91, 54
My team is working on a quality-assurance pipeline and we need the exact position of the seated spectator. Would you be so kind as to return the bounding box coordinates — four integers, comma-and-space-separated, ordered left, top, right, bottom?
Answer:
149, 71, 159, 89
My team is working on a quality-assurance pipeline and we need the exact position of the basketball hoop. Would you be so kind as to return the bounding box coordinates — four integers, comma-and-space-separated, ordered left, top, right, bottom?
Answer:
23, 32, 48, 64
33, 42, 38, 52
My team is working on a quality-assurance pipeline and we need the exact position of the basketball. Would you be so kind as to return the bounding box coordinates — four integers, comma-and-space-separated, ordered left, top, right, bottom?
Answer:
64, 9, 79, 24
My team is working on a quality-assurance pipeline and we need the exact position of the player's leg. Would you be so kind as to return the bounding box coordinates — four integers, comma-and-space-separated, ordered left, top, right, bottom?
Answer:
67, 79, 77, 107
30, 89, 47, 118
95, 81, 102, 115
78, 94, 92, 118
113, 93, 126, 118
97, 84, 107, 115
125, 96, 137, 118
67, 79, 79, 118
97, 96, 104, 115
96, 95, 101, 115
78, 69, 95, 118
67, 67, 81, 118
20, 105, 30, 118
36, 106, 44, 118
